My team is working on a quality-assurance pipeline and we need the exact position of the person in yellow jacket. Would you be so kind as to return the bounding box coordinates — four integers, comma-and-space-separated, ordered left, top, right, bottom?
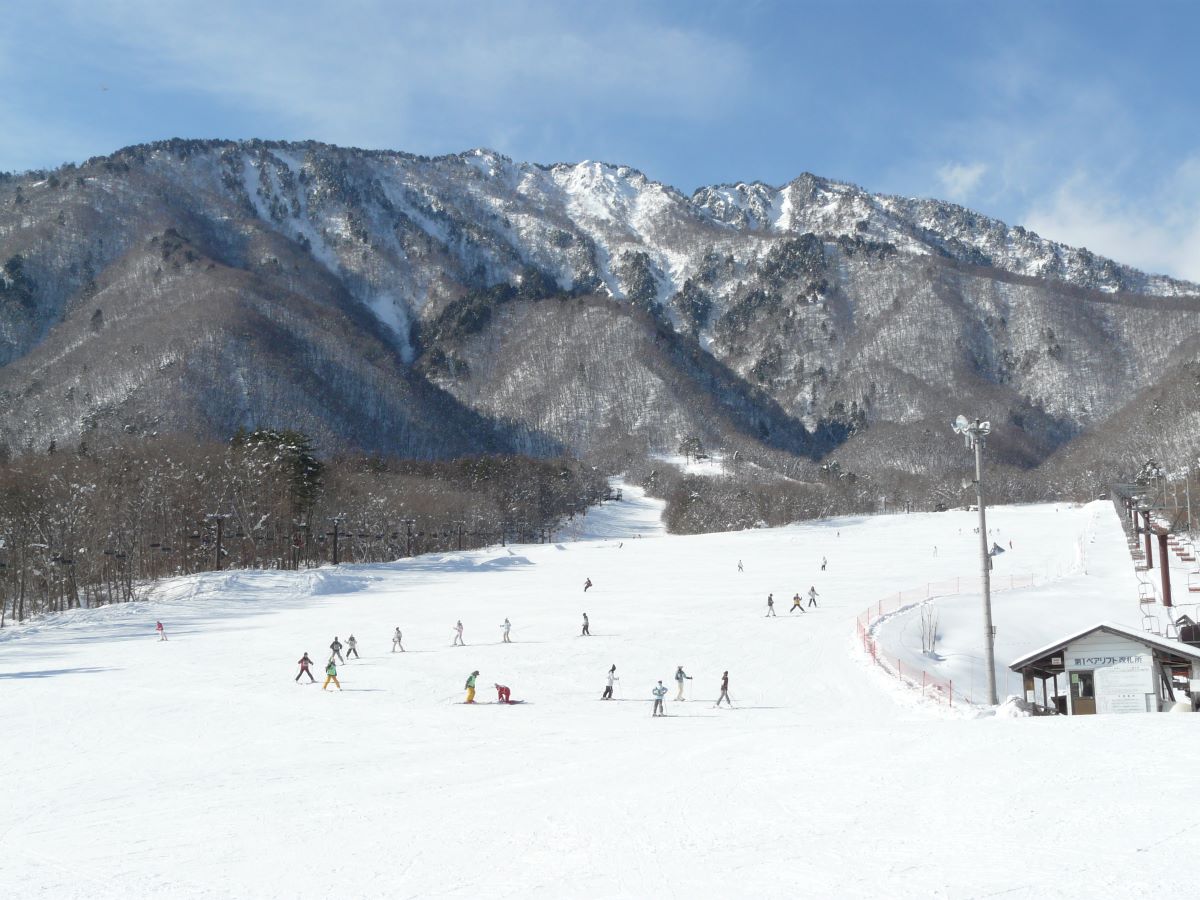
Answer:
323, 658, 342, 691
465, 670, 479, 704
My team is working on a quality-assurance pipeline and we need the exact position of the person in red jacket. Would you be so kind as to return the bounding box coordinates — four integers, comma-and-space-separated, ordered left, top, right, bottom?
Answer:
155, 621, 167, 641
295, 652, 315, 683
494, 683, 512, 703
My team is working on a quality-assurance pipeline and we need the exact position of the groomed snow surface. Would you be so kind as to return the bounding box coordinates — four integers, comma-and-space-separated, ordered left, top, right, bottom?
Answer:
1, 490, 1193, 899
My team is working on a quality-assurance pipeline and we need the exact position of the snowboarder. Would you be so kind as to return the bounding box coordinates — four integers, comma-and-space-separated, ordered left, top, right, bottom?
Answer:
323, 658, 341, 691
737, 559, 744, 573
716, 671, 731, 707
789, 593, 805, 613
392, 627, 404, 652
581, 612, 590, 636
329, 636, 344, 664
346, 634, 359, 659
296, 652, 315, 683
602, 664, 618, 700
494, 683, 511, 703
453, 620, 465, 646
652, 681, 668, 716
584, 577, 593, 592
821, 556, 827, 571
155, 621, 167, 641
674, 665, 693, 701
501, 618, 512, 643
464, 670, 479, 704
765, 593, 776, 617
808, 586, 819, 608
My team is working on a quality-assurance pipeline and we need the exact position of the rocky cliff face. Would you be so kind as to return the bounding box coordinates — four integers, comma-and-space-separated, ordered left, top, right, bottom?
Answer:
1, 139, 1197, 478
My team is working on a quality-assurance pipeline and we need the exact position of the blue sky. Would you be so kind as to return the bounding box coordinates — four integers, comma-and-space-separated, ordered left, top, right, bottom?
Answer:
2, 0, 1198, 279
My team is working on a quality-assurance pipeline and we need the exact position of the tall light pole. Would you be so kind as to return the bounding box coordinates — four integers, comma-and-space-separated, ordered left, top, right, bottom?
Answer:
952, 415, 998, 706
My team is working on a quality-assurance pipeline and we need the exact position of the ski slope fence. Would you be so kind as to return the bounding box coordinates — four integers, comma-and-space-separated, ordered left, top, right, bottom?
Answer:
856, 574, 1044, 708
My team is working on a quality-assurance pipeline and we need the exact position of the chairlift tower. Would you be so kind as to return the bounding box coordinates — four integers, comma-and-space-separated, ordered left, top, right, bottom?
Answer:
952, 415, 999, 706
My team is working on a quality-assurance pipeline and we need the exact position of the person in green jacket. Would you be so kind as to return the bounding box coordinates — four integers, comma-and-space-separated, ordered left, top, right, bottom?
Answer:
465, 670, 479, 704
323, 658, 342, 691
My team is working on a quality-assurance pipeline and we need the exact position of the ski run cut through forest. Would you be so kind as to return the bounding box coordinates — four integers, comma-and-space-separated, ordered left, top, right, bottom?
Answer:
0, 482, 1190, 899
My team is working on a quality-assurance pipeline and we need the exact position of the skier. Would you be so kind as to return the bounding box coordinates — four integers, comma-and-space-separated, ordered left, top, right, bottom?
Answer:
674, 665, 693, 701
737, 559, 744, 573
346, 634, 359, 659
716, 671, 731, 707
494, 683, 511, 703
602, 664, 618, 700
322, 657, 341, 691
295, 652, 315, 683
453, 620, 465, 646
155, 620, 167, 641
821, 556, 827, 571
464, 670, 479, 704
329, 636, 344, 664
933, 545, 938, 557
765, 593, 776, 617
652, 680, 668, 716
789, 593, 805, 613
392, 627, 404, 652
501, 618, 512, 643
584, 577, 593, 592
808, 586, 819, 608
581, 612, 590, 636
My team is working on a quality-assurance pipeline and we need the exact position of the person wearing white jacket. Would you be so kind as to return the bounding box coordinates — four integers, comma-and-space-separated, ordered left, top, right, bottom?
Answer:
391, 627, 404, 652
674, 665, 693, 701
652, 681, 668, 717
602, 664, 618, 700
501, 618, 512, 643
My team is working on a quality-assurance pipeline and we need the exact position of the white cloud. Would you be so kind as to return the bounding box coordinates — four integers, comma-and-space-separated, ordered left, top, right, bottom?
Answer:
935, 161, 987, 201
1024, 160, 1200, 283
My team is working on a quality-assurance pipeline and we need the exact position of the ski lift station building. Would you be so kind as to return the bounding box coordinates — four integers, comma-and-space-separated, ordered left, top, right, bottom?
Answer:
1009, 622, 1200, 715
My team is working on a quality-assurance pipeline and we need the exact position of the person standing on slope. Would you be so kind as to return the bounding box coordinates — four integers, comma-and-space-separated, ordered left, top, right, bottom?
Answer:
296, 652, 315, 683
674, 666, 693, 701
602, 664, 618, 700
346, 634, 359, 659
155, 620, 167, 641
501, 618, 512, 643
652, 681, 668, 717
464, 670, 479, 704
737, 559, 744, 573
453, 620, 465, 646
584, 577, 593, 592
821, 556, 827, 571
789, 593, 805, 613
581, 612, 590, 636
765, 594, 776, 617
494, 683, 512, 703
807, 586, 819, 608
329, 636, 344, 664
392, 627, 404, 652
716, 671, 732, 708
323, 657, 342, 691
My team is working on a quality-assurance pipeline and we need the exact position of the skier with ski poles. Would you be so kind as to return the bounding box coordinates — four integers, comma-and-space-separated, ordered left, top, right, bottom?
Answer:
765, 593, 776, 617
295, 652, 315, 683
464, 670, 479, 704
346, 634, 359, 659
807, 586, 819, 608
602, 664, 618, 700
329, 636, 344, 664
323, 657, 342, 691
501, 618, 512, 643
652, 681, 668, 716
674, 665, 693, 701
392, 627, 404, 652
789, 593, 806, 613
716, 671, 732, 708
453, 620, 465, 646
581, 612, 590, 636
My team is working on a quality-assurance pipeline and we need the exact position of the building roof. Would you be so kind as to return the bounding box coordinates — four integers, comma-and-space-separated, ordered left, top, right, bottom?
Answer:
1009, 621, 1200, 671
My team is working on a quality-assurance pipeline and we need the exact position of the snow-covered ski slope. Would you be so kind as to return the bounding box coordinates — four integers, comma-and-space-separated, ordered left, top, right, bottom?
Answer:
0, 490, 1192, 899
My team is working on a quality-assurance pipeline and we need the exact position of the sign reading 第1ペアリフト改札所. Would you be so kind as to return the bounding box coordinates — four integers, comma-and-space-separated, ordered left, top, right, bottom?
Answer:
1092, 661, 1155, 714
